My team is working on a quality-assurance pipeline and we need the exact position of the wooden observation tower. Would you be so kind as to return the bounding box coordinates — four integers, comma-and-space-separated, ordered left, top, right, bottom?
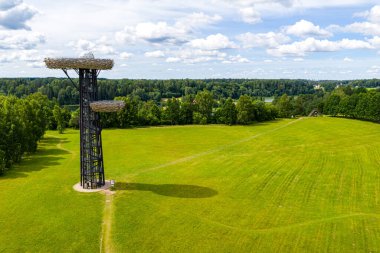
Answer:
45, 53, 124, 189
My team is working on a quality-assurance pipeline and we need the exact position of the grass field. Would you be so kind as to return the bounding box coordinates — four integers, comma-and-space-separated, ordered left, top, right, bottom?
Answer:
1, 117, 380, 252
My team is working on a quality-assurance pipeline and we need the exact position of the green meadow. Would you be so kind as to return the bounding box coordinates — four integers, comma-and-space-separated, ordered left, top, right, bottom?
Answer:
1, 117, 380, 252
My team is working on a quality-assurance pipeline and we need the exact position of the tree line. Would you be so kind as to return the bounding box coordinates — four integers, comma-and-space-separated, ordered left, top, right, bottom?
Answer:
0, 94, 50, 174
323, 86, 380, 121
0, 93, 72, 175
1, 78, 379, 106
0, 78, 335, 104
68, 91, 277, 128
274, 86, 380, 121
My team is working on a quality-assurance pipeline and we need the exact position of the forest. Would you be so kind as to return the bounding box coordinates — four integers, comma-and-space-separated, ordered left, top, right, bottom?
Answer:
0, 78, 379, 175
1, 78, 380, 105
0, 93, 53, 174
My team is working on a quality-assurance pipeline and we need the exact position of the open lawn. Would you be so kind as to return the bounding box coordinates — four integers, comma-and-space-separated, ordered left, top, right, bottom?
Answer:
1, 117, 380, 252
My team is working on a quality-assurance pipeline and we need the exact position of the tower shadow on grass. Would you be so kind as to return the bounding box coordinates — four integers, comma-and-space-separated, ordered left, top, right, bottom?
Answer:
0, 136, 71, 180
115, 182, 218, 198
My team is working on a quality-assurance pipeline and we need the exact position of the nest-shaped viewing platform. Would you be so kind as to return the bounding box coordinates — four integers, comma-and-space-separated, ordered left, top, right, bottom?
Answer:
90, 100, 125, 113
44, 58, 114, 70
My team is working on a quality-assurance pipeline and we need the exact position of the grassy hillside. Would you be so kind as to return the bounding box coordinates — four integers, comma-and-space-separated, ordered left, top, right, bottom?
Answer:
1, 117, 380, 252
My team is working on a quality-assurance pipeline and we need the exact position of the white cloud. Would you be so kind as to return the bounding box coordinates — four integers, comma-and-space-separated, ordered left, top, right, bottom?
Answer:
284, 20, 332, 37
0, 49, 55, 64
166, 57, 181, 63
367, 5, 380, 23
15, 49, 39, 61
0, 0, 37, 30
339, 38, 373, 49
222, 54, 250, 64
280, 0, 379, 9
0, 52, 15, 62
0, 30, 44, 49
0, 0, 21, 10
367, 65, 380, 73
221, 0, 293, 7
268, 37, 373, 56
95, 45, 115, 55
144, 50, 165, 58
135, 22, 187, 44
68, 37, 115, 56
331, 22, 380, 36
188, 33, 237, 50
115, 12, 222, 45
175, 12, 222, 31
69, 39, 94, 52
239, 7, 261, 24
115, 22, 185, 44
115, 26, 136, 44
294, 58, 304, 61
165, 48, 227, 64
368, 36, 380, 50
230, 55, 250, 63
178, 49, 226, 58
237, 31, 291, 48
218, 0, 294, 16
355, 5, 380, 23
330, 5, 380, 36
343, 57, 353, 61
27, 61, 44, 68
119, 52, 133, 59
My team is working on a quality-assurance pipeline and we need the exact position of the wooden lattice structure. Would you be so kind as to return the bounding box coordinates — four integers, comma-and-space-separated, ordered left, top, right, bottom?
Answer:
45, 54, 124, 189
90, 100, 125, 112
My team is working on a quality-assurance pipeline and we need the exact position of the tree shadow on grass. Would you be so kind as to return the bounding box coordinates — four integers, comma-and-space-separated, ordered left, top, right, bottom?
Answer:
115, 182, 218, 198
0, 136, 71, 180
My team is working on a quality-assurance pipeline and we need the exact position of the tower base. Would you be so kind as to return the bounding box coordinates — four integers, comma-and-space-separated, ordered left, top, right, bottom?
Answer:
73, 181, 112, 193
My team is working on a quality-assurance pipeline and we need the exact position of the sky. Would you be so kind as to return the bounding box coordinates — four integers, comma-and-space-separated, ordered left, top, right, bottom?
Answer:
1, 0, 380, 79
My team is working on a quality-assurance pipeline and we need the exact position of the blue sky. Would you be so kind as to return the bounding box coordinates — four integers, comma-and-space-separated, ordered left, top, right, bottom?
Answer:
1, 0, 380, 79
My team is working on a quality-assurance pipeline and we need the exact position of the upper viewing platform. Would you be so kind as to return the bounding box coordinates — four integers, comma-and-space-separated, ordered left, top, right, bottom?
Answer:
44, 53, 113, 70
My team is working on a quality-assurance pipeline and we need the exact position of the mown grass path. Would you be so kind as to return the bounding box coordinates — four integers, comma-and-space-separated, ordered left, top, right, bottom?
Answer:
1, 117, 380, 252
100, 191, 114, 253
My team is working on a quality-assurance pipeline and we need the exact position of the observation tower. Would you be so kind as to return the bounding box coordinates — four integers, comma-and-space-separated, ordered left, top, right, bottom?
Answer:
45, 53, 124, 189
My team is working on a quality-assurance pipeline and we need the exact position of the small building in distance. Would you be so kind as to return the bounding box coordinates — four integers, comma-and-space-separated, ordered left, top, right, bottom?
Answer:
308, 108, 321, 117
